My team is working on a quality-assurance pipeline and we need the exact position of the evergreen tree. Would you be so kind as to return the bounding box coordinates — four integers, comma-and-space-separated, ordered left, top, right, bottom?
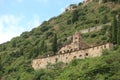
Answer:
72, 10, 79, 23
52, 33, 58, 55
102, 15, 108, 24
40, 40, 47, 54
117, 14, 120, 45
0, 57, 2, 71
102, 0, 107, 3
108, 25, 112, 42
112, 15, 118, 44
12, 41, 16, 47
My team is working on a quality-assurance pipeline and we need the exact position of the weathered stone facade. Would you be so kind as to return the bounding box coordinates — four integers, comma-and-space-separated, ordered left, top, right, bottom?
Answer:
58, 31, 89, 54
32, 32, 113, 69
65, 4, 77, 12
84, 0, 93, 3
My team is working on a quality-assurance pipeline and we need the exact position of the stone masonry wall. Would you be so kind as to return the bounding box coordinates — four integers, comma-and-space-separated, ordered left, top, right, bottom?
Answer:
32, 43, 112, 69
80, 23, 111, 34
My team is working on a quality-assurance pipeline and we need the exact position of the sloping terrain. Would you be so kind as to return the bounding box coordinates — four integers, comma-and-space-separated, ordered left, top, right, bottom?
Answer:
0, 0, 120, 80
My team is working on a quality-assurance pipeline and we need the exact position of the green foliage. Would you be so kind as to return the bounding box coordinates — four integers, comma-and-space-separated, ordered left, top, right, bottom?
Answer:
52, 33, 58, 55
102, 15, 109, 24
55, 47, 120, 80
66, 19, 72, 25
72, 10, 79, 23
117, 14, 120, 45
98, 5, 110, 14
110, 15, 120, 45
39, 40, 47, 54
102, 0, 107, 3
90, 33, 97, 38
0, 57, 3, 77
71, 59, 79, 66
40, 26, 49, 32
102, 0, 120, 3
0, 1, 120, 80
21, 31, 30, 38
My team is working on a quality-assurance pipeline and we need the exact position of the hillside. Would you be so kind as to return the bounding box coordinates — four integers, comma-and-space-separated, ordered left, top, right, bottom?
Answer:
33, 48, 120, 80
0, 0, 120, 80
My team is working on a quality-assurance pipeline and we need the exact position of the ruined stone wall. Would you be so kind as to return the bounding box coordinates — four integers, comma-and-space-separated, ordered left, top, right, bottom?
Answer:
83, 0, 93, 4
32, 43, 112, 69
80, 23, 111, 33
65, 4, 77, 12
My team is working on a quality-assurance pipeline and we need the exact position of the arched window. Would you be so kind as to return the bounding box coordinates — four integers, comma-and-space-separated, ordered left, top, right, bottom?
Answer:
67, 50, 69, 53
75, 37, 78, 39
59, 51, 62, 54
104, 45, 106, 48
85, 53, 88, 56
79, 55, 82, 57
55, 58, 58, 63
66, 57, 68, 59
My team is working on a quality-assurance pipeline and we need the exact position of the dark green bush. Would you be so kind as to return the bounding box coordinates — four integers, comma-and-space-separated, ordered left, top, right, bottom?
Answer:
99, 6, 110, 14
21, 31, 30, 38
67, 19, 72, 25
90, 33, 97, 38
40, 26, 49, 32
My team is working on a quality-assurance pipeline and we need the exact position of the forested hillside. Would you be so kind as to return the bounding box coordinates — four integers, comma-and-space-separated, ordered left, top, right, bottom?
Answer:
0, 0, 120, 80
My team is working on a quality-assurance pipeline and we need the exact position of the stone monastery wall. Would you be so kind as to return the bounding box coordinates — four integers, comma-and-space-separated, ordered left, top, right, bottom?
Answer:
32, 43, 112, 69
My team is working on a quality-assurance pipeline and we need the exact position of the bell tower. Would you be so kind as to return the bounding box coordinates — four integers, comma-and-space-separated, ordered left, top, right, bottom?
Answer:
72, 31, 82, 50
73, 31, 82, 44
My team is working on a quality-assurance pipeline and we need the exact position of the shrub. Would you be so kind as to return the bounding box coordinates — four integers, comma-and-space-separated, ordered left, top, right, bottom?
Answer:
40, 26, 49, 32
72, 10, 79, 23
71, 59, 79, 66
21, 31, 30, 38
101, 36, 107, 41
102, 0, 107, 3
101, 15, 109, 24
90, 33, 97, 38
99, 6, 110, 14
67, 19, 72, 25
102, 49, 109, 55
78, 2, 82, 6
45, 31, 53, 39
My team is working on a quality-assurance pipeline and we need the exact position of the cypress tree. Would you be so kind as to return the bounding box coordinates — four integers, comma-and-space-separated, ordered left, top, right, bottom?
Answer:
40, 40, 47, 53
0, 57, 2, 71
117, 14, 120, 45
72, 10, 79, 23
52, 33, 58, 55
112, 15, 117, 44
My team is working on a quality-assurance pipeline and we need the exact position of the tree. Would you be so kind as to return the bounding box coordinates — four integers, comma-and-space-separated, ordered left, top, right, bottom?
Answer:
102, 0, 107, 3
0, 57, 1, 70
0, 57, 2, 75
39, 40, 47, 54
52, 33, 58, 55
102, 15, 108, 24
72, 10, 79, 23
12, 41, 16, 47
117, 14, 120, 45
112, 15, 118, 44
